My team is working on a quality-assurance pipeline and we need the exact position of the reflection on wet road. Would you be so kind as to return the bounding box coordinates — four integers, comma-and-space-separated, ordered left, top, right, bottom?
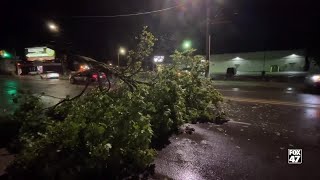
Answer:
0, 76, 84, 114
215, 83, 320, 108
0, 78, 19, 113
153, 81, 320, 180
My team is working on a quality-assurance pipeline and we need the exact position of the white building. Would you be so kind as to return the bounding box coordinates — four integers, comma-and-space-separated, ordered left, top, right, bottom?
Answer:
209, 49, 306, 76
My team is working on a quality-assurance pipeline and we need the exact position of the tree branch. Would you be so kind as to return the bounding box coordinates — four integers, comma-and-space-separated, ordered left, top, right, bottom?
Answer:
50, 80, 91, 110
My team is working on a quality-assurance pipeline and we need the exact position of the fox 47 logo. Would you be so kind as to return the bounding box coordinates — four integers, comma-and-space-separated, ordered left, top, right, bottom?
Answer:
288, 149, 302, 164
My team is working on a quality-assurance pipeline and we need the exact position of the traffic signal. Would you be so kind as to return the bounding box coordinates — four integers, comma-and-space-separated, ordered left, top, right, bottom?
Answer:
0, 50, 12, 58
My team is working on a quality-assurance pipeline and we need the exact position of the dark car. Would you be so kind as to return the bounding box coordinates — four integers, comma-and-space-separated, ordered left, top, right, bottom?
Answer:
69, 70, 107, 84
305, 73, 320, 90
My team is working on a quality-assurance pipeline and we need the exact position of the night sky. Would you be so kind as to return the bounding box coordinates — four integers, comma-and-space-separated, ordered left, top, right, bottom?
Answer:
1, 0, 319, 61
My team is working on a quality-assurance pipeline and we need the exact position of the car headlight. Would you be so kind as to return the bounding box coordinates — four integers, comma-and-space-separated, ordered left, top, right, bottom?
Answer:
311, 75, 320, 82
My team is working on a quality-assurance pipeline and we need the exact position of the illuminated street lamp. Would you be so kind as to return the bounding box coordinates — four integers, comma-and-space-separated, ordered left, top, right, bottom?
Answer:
47, 22, 59, 33
182, 40, 192, 50
118, 47, 126, 66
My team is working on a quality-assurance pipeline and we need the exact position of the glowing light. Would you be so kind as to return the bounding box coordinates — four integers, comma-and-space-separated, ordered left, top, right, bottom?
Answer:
154, 56, 164, 63
311, 75, 320, 82
119, 47, 126, 55
3, 52, 12, 58
182, 40, 192, 49
47, 22, 59, 32
80, 65, 90, 71
1, 50, 12, 58
232, 88, 240, 91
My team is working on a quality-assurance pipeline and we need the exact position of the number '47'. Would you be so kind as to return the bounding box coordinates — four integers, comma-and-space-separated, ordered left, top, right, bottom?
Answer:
289, 156, 300, 162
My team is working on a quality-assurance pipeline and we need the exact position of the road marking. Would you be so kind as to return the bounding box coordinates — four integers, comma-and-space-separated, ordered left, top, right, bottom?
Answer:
228, 120, 252, 126
216, 89, 253, 93
225, 96, 320, 109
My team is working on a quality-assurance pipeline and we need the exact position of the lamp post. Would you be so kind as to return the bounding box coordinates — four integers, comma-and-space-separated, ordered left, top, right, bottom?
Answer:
47, 21, 67, 75
118, 47, 126, 67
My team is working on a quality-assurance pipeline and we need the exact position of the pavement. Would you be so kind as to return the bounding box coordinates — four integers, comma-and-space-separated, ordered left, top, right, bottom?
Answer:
1, 76, 320, 179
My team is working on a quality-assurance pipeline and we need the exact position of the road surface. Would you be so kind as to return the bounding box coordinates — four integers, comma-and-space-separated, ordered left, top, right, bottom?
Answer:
1, 76, 320, 179
0, 76, 84, 113
153, 81, 320, 180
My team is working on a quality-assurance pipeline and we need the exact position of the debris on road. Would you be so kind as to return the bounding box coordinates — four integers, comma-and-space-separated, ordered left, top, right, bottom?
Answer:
200, 140, 208, 145
185, 125, 195, 134
217, 127, 224, 132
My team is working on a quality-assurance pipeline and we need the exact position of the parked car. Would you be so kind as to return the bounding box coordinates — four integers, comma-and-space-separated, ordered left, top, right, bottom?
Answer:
69, 70, 107, 84
305, 73, 320, 90
40, 71, 60, 79
226, 67, 237, 78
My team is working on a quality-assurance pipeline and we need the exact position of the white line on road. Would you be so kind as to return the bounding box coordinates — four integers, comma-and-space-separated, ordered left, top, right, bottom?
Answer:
216, 89, 253, 93
228, 120, 252, 126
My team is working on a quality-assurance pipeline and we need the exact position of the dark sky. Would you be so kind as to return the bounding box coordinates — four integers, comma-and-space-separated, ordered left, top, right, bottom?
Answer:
1, 0, 319, 61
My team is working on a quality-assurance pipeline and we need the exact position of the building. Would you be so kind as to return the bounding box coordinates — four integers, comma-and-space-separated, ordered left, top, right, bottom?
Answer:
17, 47, 63, 75
209, 49, 306, 76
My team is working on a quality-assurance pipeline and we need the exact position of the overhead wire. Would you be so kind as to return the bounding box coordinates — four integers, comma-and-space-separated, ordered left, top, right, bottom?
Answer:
72, 3, 185, 18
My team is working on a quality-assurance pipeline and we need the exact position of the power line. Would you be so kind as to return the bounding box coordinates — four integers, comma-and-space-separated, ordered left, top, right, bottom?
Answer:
72, 4, 184, 18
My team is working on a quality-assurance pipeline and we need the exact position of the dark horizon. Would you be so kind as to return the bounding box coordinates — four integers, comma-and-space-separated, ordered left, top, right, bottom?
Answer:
1, 0, 319, 61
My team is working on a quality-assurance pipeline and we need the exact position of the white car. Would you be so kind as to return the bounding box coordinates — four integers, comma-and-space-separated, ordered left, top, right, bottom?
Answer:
40, 71, 60, 79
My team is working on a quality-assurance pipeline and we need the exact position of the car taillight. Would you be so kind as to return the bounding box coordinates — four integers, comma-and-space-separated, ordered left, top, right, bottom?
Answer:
92, 74, 98, 79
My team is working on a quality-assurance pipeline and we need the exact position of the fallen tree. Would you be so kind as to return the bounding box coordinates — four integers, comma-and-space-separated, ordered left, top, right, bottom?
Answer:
7, 27, 223, 179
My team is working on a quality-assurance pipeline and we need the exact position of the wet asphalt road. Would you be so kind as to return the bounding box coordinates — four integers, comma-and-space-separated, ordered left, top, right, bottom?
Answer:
153, 81, 320, 180
1, 77, 320, 179
0, 76, 84, 113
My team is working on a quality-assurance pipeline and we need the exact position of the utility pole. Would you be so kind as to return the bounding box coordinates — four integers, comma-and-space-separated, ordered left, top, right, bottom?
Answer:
117, 53, 120, 67
205, 0, 211, 78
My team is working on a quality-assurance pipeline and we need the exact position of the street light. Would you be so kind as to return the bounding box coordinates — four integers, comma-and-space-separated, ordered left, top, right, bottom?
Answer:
118, 47, 126, 66
182, 40, 192, 50
47, 22, 59, 33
